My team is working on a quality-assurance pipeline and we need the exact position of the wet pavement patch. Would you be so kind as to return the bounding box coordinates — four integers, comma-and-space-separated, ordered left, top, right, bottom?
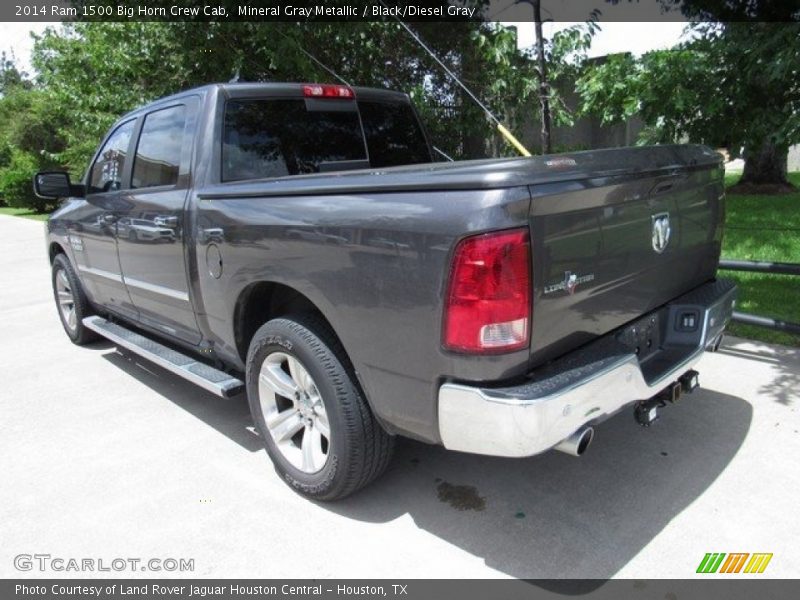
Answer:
436, 481, 486, 511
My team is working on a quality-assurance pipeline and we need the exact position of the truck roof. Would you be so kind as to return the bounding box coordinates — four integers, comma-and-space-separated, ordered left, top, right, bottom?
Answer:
118, 82, 410, 120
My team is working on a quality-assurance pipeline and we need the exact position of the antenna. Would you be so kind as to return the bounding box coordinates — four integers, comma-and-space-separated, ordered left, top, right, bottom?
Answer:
433, 146, 454, 161
378, 1, 532, 157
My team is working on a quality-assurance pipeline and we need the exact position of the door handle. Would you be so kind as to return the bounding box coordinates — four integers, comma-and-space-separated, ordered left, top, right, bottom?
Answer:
154, 216, 179, 228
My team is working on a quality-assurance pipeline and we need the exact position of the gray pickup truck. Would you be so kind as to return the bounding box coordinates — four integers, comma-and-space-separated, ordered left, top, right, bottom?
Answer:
36, 82, 735, 500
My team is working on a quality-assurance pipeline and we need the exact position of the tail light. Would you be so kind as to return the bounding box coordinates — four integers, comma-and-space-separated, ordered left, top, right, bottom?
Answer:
443, 228, 531, 354
303, 84, 354, 99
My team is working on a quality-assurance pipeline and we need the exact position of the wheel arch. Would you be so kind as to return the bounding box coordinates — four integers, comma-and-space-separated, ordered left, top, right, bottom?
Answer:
233, 281, 340, 365
231, 280, 396, 437
48, 241, 67, 263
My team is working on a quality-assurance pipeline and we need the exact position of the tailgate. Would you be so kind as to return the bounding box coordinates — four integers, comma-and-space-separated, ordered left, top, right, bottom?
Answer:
528, 145, 725, 366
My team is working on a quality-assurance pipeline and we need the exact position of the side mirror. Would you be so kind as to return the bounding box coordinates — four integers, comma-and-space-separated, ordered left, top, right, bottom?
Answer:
33, 171, 84, 199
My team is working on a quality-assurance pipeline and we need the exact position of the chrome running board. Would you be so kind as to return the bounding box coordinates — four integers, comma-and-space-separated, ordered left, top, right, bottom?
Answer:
83, 316, 244, 398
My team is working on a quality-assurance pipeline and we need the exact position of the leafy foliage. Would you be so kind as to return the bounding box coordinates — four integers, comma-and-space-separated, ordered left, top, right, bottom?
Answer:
577, 46, 723, 146
537, 15, 600, 129
1, 15, 598, 209
0, 51, 30, 94
0, 55, 63, 210
30, 16, 597, 167
657, 0, 800, 21
577, 20, 800, 187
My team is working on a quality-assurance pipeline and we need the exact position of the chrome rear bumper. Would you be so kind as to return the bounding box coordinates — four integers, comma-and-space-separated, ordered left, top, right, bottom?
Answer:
438, 279, 736, 457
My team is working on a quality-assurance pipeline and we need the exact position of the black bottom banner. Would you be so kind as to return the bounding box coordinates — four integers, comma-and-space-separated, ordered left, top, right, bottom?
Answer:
4, 579, 799, 600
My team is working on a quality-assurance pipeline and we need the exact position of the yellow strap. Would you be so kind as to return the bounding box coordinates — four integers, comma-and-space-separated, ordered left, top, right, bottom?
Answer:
496, 123, 532, 157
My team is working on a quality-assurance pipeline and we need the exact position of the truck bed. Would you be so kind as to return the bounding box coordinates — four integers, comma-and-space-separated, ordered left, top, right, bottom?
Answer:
196, 144, 725, 371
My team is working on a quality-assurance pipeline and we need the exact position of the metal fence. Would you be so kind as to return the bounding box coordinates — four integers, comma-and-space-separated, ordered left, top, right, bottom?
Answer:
718, 259, 800, 335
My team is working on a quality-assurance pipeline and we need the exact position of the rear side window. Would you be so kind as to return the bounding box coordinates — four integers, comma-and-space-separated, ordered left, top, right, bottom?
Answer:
89, 120, 135, 194
223, 99, 366, 182
358, 100, 431, 167
132, 105, 186, 188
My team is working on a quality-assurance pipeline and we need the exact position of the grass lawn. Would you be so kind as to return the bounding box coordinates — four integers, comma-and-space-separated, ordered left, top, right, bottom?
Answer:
0, 206, 50, 221
721, 171, 800, 346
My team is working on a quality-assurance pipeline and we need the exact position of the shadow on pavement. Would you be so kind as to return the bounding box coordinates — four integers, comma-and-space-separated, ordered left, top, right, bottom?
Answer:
98, 345, 751, 581
324, 388, 752, 581
101, 349, 261, 452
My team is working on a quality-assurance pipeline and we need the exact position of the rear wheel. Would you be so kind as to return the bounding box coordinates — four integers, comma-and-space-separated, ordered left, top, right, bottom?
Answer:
246, 315, 394, 500
51, 253, 98, 345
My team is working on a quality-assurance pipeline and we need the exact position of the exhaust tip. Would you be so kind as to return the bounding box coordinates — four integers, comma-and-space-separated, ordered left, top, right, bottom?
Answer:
576, 427, 594, 455
554, 426, 594, 457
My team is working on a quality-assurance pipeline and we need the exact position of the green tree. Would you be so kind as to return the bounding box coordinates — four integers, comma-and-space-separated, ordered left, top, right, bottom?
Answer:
0, 55, 64, 211
0, 51, 31, 94
579, 8, 799, 193
32, 20, 540, 164
4, 6, 596, 212
31, 15, 597, 169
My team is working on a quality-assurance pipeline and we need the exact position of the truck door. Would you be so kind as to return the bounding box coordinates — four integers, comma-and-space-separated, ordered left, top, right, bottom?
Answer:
115, 99, 202, 344
74, 118, 138, 320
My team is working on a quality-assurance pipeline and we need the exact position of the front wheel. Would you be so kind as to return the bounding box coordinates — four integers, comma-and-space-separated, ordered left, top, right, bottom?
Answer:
246, 315, 394, 501
51, 253, 98, 345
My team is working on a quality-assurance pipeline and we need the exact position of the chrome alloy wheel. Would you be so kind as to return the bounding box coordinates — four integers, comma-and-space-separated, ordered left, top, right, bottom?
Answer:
55, 268, 77, 332
258, 351, 330, 473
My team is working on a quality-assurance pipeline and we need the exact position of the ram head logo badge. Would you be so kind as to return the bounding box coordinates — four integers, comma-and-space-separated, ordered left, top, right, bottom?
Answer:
651, 212, 671, 254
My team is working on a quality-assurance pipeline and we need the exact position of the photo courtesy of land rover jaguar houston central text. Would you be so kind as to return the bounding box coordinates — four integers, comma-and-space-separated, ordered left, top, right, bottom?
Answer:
36, 82, 736, 500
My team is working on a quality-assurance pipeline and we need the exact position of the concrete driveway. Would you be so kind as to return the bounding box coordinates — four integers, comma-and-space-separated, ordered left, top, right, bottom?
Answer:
1, 213, 798, 579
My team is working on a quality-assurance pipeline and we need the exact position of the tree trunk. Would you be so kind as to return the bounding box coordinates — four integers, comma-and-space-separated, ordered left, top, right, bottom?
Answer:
533, 0, 552, 154
731, 138, 796, 194
460, 28, 488, 160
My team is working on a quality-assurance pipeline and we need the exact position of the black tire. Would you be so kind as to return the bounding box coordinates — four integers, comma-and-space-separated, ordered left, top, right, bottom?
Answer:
51, 253, 99, 345
246, 315, 394, 501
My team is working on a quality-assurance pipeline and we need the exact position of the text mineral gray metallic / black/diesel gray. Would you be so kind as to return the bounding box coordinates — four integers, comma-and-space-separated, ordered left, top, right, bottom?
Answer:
35, 82, 736, 500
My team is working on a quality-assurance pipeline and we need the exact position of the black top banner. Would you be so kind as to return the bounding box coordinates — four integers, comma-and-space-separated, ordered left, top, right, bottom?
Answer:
3, 0, 799, 23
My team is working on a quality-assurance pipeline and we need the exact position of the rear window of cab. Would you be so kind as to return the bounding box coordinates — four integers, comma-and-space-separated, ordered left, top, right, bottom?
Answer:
222, 97, 431, 182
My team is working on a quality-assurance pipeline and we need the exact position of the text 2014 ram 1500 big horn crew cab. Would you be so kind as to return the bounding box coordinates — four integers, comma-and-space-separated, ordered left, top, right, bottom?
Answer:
36, 82, 736, 500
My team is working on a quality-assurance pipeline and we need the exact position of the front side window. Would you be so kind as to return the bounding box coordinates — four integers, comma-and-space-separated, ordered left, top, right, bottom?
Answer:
222, 99, 366, 182
132, 105, 187, 188
89, 120, 135, 194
